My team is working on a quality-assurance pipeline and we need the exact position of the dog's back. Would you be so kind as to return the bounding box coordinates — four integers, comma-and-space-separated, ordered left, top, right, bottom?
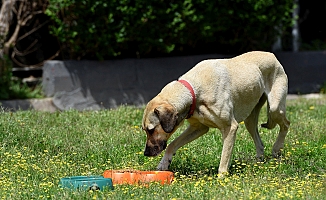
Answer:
181, 51, 288, 122
228, 51, 288, 86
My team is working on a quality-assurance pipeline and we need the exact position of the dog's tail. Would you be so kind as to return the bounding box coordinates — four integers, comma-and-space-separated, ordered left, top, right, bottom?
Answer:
261, 100, 277, 129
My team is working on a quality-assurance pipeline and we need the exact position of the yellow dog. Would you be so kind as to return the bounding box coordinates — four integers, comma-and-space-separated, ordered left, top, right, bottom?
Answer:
142, 51, 290, 175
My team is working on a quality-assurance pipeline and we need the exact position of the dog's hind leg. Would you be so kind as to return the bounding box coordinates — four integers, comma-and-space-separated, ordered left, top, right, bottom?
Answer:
270, 105, 290, 157
266, 78, 291, 157
157, 122, 209, 171
244, 94, 267, 160
261, 101, 277, 129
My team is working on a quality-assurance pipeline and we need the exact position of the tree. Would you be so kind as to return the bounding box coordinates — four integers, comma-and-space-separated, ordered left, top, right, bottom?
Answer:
0, 0, 12, 78
0, 0, 59, 68
0, 0, 58, 99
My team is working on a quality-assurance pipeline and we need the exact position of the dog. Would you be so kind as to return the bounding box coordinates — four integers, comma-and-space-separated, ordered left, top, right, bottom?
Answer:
141, 51, 290, 175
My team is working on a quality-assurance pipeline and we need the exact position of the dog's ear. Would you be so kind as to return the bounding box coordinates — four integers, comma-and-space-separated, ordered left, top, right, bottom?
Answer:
154, 105, 178, 133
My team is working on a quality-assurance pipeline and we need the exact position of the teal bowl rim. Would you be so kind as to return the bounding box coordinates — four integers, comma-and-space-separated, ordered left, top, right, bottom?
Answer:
59, 176, 113, 191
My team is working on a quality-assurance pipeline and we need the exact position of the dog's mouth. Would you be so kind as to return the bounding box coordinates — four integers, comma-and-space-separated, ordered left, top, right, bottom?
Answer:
144, 140, 167, 157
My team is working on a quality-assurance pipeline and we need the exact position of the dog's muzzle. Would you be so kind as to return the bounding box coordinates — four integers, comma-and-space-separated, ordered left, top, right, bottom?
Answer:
144, 140, 167, 157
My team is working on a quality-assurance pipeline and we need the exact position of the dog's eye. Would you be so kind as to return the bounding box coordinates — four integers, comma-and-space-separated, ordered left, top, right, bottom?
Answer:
147, 127, 155, 135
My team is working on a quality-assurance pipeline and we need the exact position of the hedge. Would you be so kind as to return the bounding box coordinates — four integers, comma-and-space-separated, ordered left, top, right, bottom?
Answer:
46, 0, 294, 60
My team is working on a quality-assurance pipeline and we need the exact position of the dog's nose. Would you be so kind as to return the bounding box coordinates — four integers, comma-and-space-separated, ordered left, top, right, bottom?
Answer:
144, 145, 160, 157
144, 145, 152, 156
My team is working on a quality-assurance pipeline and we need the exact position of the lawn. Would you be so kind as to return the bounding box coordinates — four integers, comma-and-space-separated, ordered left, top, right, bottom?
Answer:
0, 96, 325, 199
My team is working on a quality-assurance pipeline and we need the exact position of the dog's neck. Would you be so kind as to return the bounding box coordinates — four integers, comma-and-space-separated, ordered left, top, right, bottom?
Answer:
158, 80, 196, 121
178, 80, 196, 118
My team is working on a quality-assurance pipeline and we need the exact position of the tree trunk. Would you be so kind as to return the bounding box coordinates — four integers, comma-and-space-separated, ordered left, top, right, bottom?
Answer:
0, 0, 15, 58
292, 0, 300, 52
0, 0, 15, 79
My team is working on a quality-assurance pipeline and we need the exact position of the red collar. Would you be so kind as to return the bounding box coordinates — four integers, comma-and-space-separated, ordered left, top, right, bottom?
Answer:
178, 80, 196, 118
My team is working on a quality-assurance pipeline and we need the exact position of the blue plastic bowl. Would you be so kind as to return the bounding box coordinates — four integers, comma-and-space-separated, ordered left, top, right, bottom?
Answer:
59, 176, 113, 191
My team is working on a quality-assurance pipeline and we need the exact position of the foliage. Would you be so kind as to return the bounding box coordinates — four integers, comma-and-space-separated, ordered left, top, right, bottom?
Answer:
45, 0, 294, 60
0, 56, 43, 100
300, 39, 326, 51
0, 97, 325, 199
320, 82, 326, 94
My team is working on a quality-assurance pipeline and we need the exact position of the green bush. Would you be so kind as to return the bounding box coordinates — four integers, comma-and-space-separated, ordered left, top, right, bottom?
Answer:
0, 57, 43, 100
46, 0, 294, 60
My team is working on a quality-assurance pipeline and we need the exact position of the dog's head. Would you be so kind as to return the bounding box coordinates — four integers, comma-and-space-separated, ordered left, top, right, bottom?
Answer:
142, 100, 181, 157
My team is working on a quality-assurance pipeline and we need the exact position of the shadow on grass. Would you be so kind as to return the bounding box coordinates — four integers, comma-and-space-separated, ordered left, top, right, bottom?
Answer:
170, 152, 290, 178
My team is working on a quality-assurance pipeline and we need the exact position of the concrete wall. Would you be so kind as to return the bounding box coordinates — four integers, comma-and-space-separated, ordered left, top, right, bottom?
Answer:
0, 98, 57, 112
42, 51, 326, 110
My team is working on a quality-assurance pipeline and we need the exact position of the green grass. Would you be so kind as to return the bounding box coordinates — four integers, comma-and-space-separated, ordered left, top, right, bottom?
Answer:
0, 96, 325, 199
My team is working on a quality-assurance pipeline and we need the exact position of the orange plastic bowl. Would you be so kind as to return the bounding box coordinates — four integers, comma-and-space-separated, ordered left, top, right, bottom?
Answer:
103, 170, 174, 185
139, 171, 174, 185
103, 170, 139, 184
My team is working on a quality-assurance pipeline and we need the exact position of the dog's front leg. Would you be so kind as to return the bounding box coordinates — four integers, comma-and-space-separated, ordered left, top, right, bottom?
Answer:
157, 123, 209, 170
218, 120, 238, 175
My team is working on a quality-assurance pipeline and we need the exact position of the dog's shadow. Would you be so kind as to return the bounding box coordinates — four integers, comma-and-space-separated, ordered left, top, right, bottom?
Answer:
170, 154, 282, 178
229, 154, 286, 175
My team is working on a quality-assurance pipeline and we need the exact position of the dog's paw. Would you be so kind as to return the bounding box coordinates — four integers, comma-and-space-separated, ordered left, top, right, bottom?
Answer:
272, 149, 283, 158
256, 155, 265, 162
157, 159, 171, 171
272, 143, 284, 158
